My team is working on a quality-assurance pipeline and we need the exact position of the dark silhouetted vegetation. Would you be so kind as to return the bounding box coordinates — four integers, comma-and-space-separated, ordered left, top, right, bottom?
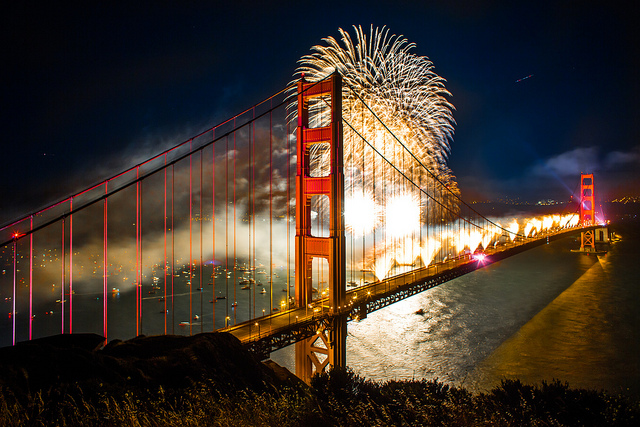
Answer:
0, 333, 638, 425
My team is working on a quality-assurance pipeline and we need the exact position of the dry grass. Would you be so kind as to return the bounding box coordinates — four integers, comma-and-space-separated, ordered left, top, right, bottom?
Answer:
1, 368, 638, 426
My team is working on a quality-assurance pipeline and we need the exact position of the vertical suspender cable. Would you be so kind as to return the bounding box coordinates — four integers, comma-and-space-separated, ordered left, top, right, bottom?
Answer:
189, 140, 193, 335
69, 198, 73, 333
140, 179, 143, 333
61, 217, 65, 334
164, 155, 167, 334
233, 122, 237, 324
29, 216, 33, 340
361, 108, 365, 282
12, 236, 16, 345
214, 139, 219, 325
171, 164, 175, 334
372, 120, 376, 279
225, 134, 229, 322
104, 183, 108, 341
270, 102, 274, 313
285, 117, 289, 317
252, 110, 256, 319
248, 115, 252, 320
200, 148, 203, 333
136, 168, 140, 335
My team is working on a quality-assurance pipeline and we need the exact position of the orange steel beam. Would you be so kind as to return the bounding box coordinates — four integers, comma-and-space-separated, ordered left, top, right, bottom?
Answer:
294, 73, 346, 382
579, 173, 596, 252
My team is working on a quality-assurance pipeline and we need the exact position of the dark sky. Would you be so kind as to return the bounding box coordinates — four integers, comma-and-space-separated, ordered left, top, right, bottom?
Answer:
2, 1, 638, 225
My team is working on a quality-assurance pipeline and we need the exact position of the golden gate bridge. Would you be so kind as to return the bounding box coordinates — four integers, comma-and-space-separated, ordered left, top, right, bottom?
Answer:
0, 73, 605, 382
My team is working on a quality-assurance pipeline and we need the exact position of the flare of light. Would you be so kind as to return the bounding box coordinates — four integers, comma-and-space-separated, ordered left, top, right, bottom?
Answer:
386, 194, 420, 238
562, 214, 579, 228
473, 253, 487, 262
531, 218, 542, 235
542, 216, 554, 231
345, 193, 377, 236
524, 222, 535, 237
507, 220, 520, 240
453, 229, 482, 254
374, 255, 396, 281
482, 225, 499, 249
394, 237, 422, 266
420, 238, 441, 267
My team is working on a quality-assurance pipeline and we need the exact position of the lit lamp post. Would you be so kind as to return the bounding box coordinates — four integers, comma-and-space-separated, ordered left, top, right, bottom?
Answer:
255, 322, 260, 338
225, 316, 230, 328
280, 300, 287, 325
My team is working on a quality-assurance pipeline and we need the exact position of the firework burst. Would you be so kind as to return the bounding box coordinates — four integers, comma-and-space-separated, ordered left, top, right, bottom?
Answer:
292, 25, 459, 226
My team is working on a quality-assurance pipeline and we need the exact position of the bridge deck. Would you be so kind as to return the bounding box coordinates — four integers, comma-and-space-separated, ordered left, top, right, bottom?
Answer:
226, 227, 591, 359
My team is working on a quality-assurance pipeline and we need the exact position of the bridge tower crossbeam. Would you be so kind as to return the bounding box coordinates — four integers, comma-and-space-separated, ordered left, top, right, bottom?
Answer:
294, 73, 346, 383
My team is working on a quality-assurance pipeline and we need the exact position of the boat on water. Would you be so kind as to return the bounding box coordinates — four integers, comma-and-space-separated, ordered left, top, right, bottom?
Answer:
241, 285, 251, 290
260, 288, 266, 294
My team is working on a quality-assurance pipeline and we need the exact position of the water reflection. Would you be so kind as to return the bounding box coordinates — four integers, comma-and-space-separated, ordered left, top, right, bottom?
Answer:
273, 227, 640, 397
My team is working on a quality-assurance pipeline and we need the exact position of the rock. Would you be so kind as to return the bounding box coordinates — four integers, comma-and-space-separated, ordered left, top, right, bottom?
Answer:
0, 332, 292, 405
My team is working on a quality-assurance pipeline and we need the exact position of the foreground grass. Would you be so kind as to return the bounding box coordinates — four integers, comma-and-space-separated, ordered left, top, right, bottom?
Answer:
1, 368, 638, 426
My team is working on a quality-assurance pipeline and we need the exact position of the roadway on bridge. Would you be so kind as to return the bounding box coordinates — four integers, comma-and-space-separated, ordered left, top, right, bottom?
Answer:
225, 226, 589, 352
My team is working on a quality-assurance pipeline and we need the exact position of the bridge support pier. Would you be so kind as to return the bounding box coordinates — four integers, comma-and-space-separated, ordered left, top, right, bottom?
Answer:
295, 314, 347, 383
294, 73, 346, 383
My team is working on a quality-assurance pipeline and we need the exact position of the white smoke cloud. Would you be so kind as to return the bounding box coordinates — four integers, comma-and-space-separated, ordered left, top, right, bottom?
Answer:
532, 147, 599, 178
532, 146, 640, 179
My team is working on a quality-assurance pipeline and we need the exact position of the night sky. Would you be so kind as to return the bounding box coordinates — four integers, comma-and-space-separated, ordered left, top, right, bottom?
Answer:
2, 1, 638, 225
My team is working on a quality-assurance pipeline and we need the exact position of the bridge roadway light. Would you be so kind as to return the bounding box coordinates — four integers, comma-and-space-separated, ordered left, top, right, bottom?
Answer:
225, 316, 230, 328
255, 322, 260, 338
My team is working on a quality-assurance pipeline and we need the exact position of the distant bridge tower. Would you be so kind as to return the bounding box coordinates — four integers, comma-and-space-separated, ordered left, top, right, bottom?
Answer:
579, 173, 596, 252
294, 73, 347, 383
